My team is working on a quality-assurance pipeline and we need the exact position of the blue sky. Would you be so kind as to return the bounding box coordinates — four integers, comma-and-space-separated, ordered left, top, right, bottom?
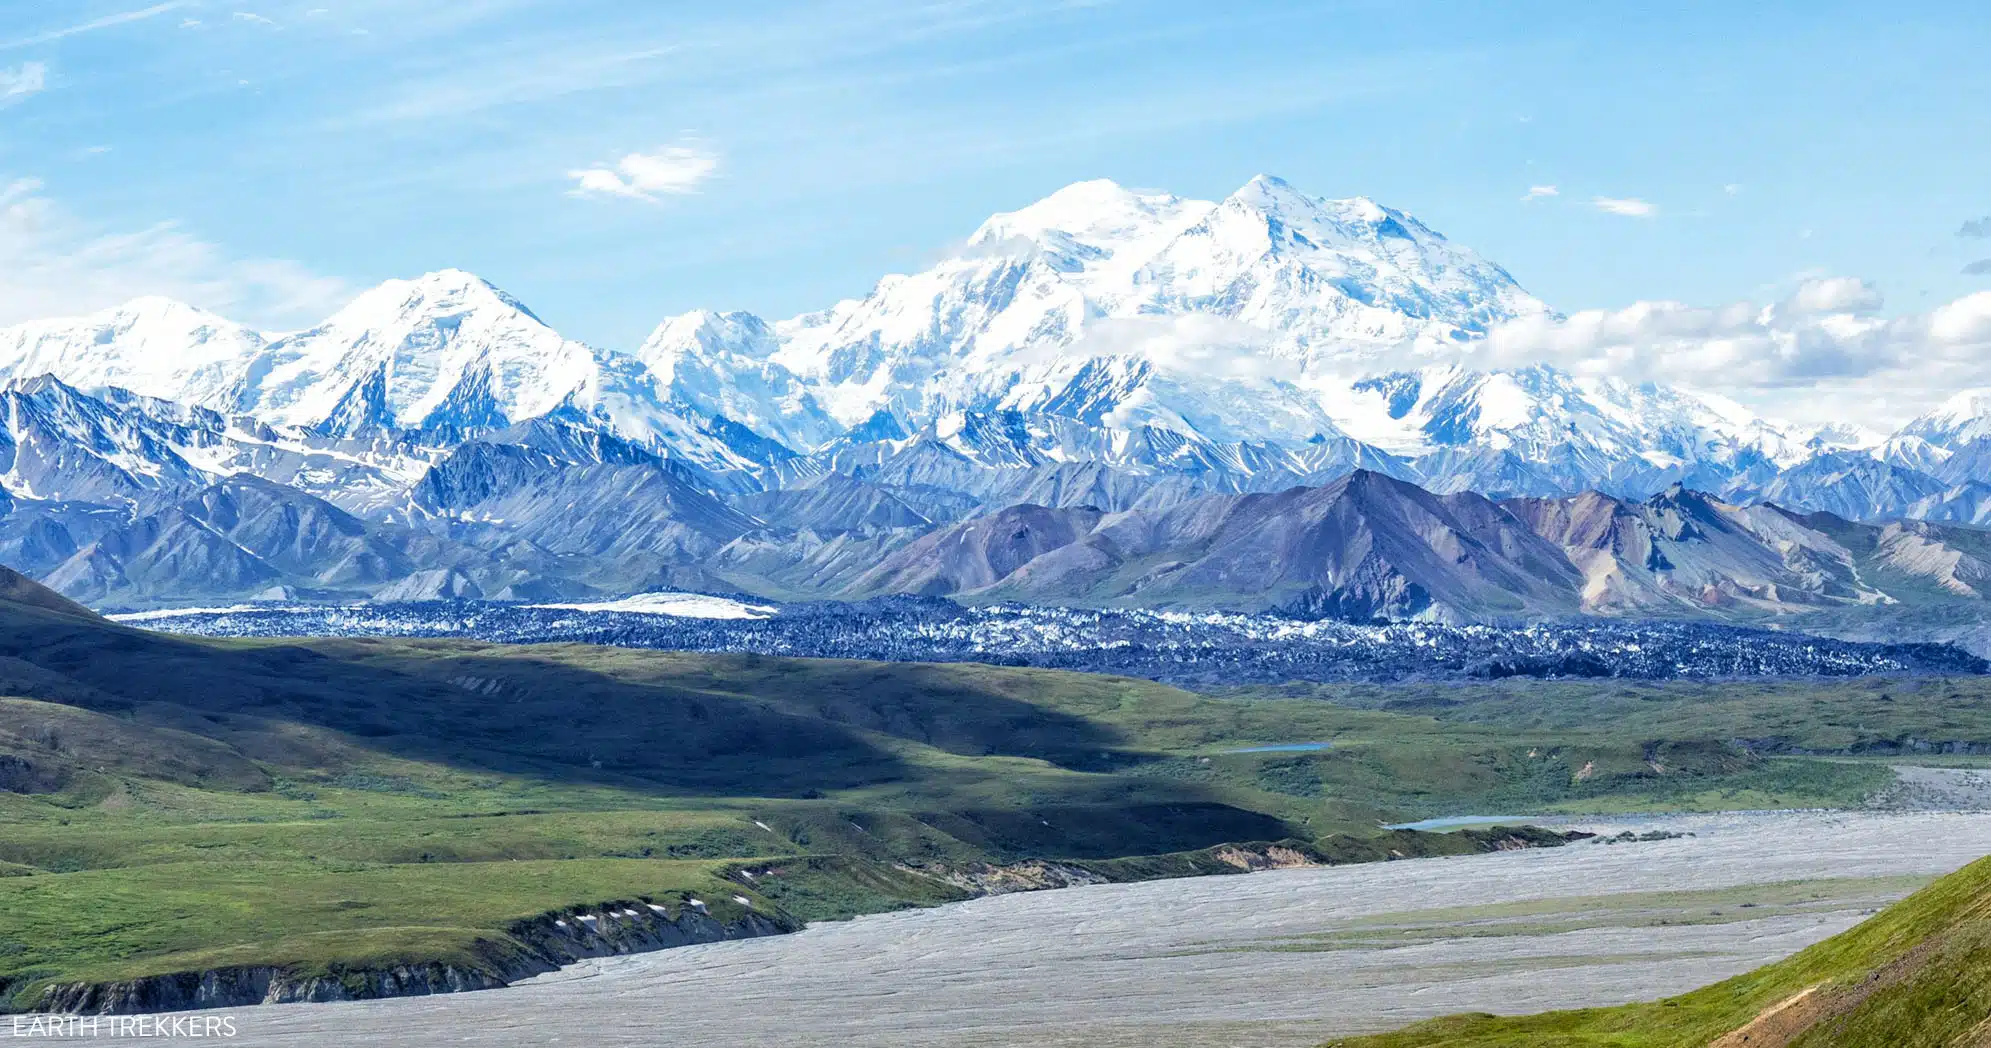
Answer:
3, 0, 1988, 353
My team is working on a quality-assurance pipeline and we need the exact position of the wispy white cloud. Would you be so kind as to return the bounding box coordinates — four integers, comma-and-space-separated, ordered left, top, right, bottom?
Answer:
0, 176, 347, 329
1, 1, 194, 50
1593, 196, 1655, 218
343, 0, 1127, 126
1724, 183, 1743, 196
569, 144, 720, 202
1521, 185, 1558, 202
0, 62, 46, 106
357, 43, 680, 124
1783, 275, 1884, 315
1471, 278, 1991, 427
232, 12, 278, 27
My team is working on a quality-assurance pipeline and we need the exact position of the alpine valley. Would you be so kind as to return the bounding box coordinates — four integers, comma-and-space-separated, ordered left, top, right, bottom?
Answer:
8, 175, 1991, 628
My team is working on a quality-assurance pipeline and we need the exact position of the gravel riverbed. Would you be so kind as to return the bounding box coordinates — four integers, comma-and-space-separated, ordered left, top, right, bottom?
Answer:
85, 807, 1991, 1048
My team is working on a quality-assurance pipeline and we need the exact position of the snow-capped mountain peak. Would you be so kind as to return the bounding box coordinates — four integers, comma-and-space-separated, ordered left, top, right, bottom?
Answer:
640, 310, 779, 379
966, 178, 1212, 265
755, 175, 1563, 448
1902, 387, 1991, 448
1803, 420, 1887, 453
158, 269, 762, 476
235, 269, 600, 436
1228, 172, 1341, 216
0, 296, 268, 409
1314, 362, 1814, 498
1131, 176, 1555, 370
636, 310, 841, 452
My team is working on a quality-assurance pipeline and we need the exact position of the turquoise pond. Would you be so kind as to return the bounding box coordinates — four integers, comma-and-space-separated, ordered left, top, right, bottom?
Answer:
1385, 815, 1541, 831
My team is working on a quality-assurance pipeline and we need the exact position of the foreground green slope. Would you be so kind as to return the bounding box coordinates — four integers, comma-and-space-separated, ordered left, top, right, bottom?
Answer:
1329, 852, 1991, 1047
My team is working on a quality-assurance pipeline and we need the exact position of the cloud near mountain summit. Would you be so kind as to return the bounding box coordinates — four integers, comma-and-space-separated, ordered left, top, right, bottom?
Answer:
1472, 279, 1991, 424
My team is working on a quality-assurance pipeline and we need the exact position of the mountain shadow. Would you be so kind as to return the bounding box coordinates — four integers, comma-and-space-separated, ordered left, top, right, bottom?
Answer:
0, 568, 1129, 798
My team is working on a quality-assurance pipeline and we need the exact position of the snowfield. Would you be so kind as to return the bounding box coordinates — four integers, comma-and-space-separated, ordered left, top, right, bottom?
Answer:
524, 592, 779, 619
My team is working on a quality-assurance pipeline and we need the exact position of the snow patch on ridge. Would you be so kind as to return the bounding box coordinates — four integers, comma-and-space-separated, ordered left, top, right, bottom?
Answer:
527, 593, 779, 619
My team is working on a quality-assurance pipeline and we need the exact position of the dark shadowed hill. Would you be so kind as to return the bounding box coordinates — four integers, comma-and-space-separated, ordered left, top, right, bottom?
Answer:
0, 566, 100, 622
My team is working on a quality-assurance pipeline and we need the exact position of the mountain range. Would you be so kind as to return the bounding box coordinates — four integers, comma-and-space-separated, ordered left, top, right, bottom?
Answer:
6, 174, 1991, 618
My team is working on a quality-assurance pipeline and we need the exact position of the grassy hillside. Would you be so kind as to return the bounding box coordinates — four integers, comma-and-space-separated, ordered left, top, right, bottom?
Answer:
0, 571, 1543, 1009
0, 567, 1985, 1012
1244, 675, 1991, 759
1327, 852, 1991, 1047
